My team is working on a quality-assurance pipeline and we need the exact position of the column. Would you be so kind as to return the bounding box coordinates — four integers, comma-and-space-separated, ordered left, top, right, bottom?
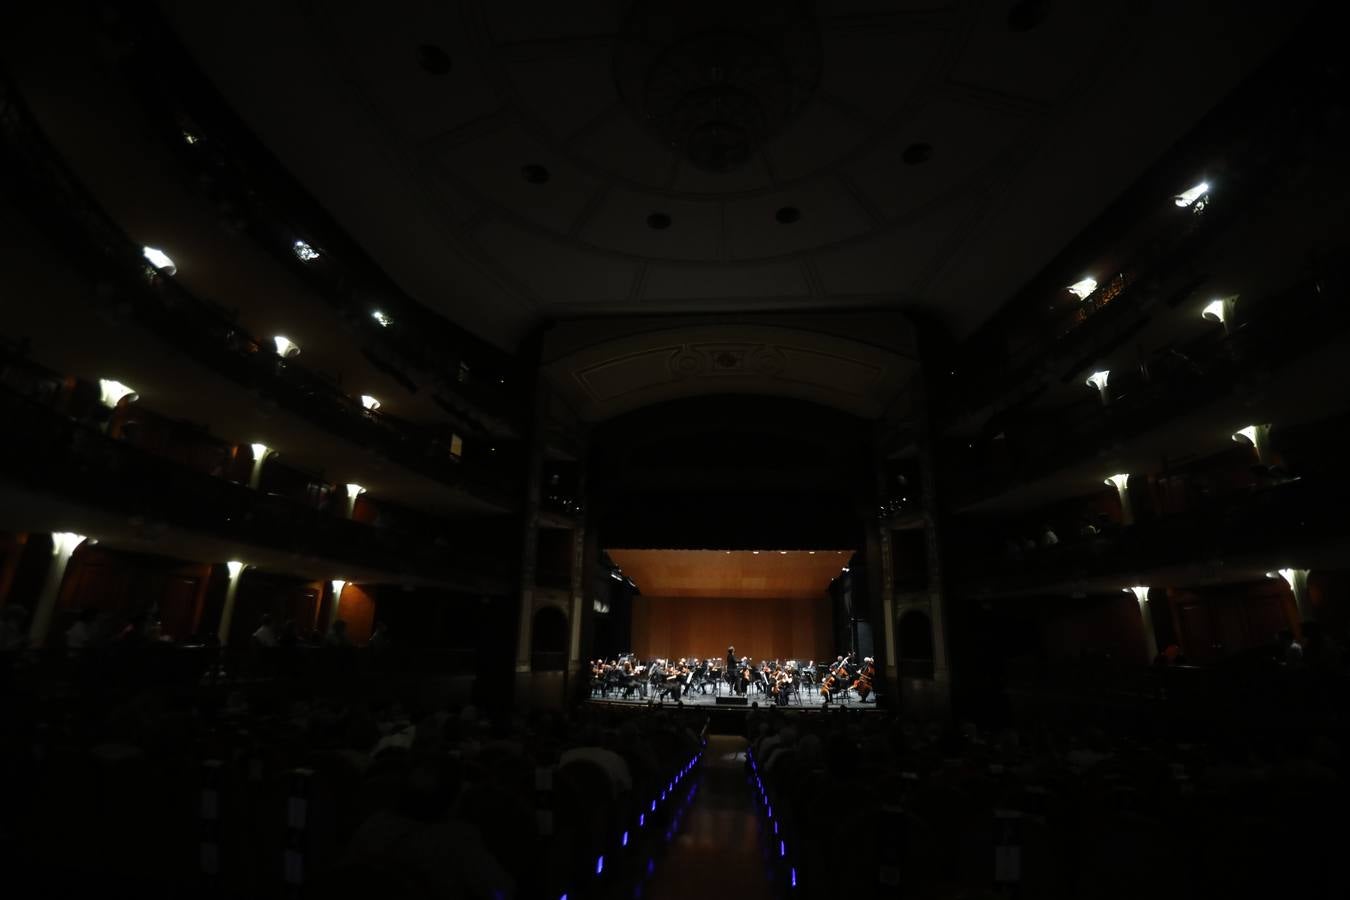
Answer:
515, 381, 549, 683
28, 532, 86, 648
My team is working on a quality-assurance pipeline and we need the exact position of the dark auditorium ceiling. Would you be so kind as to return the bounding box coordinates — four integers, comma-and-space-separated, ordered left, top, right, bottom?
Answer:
158, 0, 1313, 349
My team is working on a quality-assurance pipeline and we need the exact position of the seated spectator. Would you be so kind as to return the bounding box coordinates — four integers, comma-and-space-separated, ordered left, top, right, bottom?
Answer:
252, 613, 278, 648
65, 608, 97, 651
326, 619, 352, 648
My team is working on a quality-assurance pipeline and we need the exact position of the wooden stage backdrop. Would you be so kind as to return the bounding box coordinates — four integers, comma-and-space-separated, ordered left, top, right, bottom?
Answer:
630, 594, 833, 663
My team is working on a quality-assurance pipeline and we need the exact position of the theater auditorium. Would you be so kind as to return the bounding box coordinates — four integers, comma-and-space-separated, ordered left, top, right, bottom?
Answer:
1, 2, 1347, 898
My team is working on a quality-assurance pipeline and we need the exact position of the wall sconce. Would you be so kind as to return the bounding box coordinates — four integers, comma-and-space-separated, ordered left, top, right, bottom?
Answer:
98, 379, 138, 408
1173, 181, 1210, 209
1085, 370, 1110, 405
1105, 473, 1133, 525
1232, 424, 1271, 465
218, 560, 247, 644
1201, 296, 1237, 333
372, 310, 393, 327
1267, 568, 1312, 621
1066, 277, 1098, 300
344, 483, 366, 519
142, 246, 177, 275
225, 560, 245, 579
273, 335, 301, 358
331, 579, 347, 598
248, 443, 272, 490
1124, 586, 1158, 661
360, 394, 381, 411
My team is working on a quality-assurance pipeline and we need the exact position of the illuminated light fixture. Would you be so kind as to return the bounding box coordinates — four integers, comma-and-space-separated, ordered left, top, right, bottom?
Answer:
752, 550, 760, 555
1125, 586, 1150, 604
841, 566, 850, 573
1104, 473, 1130, 491
250, 442, 270, 461
1125, 588, 1158, 662
1105, 473, 1134, 525
273, 335, 301, 358
1267, 567, 1313, 620
1232, 423, 1271, 464
225, 560, 245, 579
371, 310, 393, 327
51, 532, 87, 556
182, 130, 199, 145
331, 579, 346, 598
345, 483, 366, 499
596, 855, 604, 876
808, 550, 815, 554
1066, 277, 1098, 300
1173, 181, 1210, 208
779, 550, 788, 555
360, 394, 381, 411
1202, 295, 1237, 332
98, 378, 138, 407
292, 239, 320, 262
1085, 370, 1110, 405
142, 246, 177, 275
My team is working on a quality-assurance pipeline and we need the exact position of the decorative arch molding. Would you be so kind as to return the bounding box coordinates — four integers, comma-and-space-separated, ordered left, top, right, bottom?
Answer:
540, 314, 919, 421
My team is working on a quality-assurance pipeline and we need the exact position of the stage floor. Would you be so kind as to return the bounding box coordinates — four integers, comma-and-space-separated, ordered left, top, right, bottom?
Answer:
588, 684, 881, 711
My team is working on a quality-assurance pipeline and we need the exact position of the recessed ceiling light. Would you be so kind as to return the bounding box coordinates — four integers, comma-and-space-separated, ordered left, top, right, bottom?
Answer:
646, 212, 672, 230
417, 44, 452, 75
902, 143, 933, 165
521, 164, 550, 184
775, 206, 801, 224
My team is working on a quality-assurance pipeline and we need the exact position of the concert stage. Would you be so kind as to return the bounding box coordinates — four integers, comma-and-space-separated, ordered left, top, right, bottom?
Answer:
588, 686, 881, 711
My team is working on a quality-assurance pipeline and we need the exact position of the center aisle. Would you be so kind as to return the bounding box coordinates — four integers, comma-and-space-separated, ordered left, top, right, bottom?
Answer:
644, 735, 775, 900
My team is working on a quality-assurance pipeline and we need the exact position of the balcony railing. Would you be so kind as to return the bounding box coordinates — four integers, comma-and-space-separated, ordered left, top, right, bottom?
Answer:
0, 387, 516, 586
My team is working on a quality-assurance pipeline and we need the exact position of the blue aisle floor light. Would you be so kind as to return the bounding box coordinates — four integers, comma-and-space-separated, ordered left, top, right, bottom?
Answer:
596, 855, 604, 876
791, 868, 798, 888
780, 840, 786, 858
639, 813, 645, 827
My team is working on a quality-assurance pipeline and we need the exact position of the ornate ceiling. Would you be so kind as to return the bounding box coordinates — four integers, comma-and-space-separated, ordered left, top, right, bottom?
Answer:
162, 0, 1311, 348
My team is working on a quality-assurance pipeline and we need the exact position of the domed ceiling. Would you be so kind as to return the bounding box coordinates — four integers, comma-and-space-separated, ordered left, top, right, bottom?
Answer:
163, 0, 1310, 349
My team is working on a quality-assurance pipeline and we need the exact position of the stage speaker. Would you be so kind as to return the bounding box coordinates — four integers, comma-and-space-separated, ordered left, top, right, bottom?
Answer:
715, 696, 748, 706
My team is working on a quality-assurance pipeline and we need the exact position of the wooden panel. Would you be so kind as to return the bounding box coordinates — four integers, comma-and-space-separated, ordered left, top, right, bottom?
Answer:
609, 549, 851, 600
630, 595, 833, 662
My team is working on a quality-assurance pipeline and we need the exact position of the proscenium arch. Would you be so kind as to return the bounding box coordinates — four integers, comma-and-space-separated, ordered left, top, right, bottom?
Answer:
539, 313, 918, 422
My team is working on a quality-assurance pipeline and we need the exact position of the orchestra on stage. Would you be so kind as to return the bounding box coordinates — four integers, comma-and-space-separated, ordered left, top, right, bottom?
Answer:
590, 645, 876, 707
